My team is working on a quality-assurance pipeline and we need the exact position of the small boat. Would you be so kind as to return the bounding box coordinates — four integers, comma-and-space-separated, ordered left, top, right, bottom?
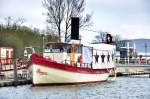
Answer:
28, 40, 116, 86
28, 18, 116, 86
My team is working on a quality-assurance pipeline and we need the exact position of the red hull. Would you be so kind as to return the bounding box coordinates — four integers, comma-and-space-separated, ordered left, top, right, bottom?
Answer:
29, 54, 110, 74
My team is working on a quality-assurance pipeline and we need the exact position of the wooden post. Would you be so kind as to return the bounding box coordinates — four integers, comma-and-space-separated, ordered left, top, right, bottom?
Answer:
13, 59, 18, 86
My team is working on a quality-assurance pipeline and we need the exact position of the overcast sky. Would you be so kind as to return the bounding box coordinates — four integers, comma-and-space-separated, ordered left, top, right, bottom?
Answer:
1, 0, 150, 41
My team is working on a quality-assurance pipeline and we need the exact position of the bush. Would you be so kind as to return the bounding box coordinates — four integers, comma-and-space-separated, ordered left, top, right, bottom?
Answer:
0, 27, 58, 58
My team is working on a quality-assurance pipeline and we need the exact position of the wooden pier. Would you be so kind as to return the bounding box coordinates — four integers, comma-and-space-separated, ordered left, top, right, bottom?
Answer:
0, 59, 32, 87
0, 79, 32, 87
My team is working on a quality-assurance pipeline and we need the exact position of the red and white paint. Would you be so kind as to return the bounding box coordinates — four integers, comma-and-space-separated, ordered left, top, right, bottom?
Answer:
29, 54, 113, 85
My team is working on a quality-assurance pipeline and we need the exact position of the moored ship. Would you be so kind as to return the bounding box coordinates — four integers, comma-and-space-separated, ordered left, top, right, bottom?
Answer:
28, 17, 116, 86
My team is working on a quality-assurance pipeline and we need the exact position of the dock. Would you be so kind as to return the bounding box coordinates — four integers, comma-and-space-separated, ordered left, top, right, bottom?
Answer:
0, 59, 32, 87
0, 79, 31, 87
116, 64, 150, 77
0, 67, 32, 87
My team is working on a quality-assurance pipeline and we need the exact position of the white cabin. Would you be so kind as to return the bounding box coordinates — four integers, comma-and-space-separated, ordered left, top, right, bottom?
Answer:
43, 42, 116, 69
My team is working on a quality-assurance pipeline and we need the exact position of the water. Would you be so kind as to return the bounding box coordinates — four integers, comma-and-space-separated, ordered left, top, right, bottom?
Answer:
0, 76, 150, 99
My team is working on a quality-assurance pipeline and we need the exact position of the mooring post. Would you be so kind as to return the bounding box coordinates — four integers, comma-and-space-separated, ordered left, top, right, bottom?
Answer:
13, 59, 18, 86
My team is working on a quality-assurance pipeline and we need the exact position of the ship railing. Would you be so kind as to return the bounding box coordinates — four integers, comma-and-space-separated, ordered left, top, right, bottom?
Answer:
64, 60, 92, 69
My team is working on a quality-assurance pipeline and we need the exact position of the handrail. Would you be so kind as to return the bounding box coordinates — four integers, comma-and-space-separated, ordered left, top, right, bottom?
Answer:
64, 59, 92, 69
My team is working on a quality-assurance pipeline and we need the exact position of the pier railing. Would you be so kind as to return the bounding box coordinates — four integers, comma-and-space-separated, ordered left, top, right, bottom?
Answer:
115, 57, 150, 65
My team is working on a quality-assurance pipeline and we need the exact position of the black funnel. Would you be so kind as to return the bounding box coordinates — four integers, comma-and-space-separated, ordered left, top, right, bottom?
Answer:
71, 17, 79, 40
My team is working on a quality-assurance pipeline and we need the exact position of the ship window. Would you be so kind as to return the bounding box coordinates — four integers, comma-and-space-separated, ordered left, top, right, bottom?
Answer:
65, 45, 71, 53
46, 44, 64, 53
75, 46, 82, 53
46, 43, 82, 53
66, 45, 82, 53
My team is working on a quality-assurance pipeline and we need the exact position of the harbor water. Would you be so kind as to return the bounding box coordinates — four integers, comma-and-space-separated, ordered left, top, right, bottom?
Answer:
0, 76, 150, 99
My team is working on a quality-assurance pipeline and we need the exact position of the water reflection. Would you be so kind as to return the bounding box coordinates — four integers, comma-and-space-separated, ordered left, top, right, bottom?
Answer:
0, 77, 150, 99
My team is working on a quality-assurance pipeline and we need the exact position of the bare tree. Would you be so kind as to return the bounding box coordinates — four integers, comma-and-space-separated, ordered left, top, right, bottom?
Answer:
113, 34, 121, 44
79, 14, 92, 28
5, 16, 12, 27
0, 23, 3, 30
64, 0, 92, 42
43, 0, 65, 41
4, 16, 25, 29
94, 31, 121, 44
12, 17, 26, 29
94, 31, 107, 43
43, 0, 92, 42
100, 32, 107, 42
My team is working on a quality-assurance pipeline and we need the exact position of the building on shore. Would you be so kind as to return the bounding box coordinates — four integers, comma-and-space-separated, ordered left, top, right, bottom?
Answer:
116, 39, 150, 64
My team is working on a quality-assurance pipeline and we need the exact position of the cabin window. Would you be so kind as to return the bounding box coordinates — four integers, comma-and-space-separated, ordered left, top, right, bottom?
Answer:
75, 46, 82, 53
46, 44, 64, 53
65, 45, 82, 53
66, 45, 71, 53
46, 43, 82, 53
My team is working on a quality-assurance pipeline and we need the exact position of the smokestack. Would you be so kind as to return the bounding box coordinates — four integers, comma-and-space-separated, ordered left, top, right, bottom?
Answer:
71, 17, 79, 40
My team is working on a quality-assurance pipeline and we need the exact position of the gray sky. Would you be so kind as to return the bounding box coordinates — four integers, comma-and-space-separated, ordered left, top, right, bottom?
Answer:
1, 0, 150, 40
0, 0, 46, 29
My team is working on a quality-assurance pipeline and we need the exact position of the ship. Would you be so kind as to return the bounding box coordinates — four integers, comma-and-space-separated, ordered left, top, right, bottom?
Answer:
28, 17, 116, 86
